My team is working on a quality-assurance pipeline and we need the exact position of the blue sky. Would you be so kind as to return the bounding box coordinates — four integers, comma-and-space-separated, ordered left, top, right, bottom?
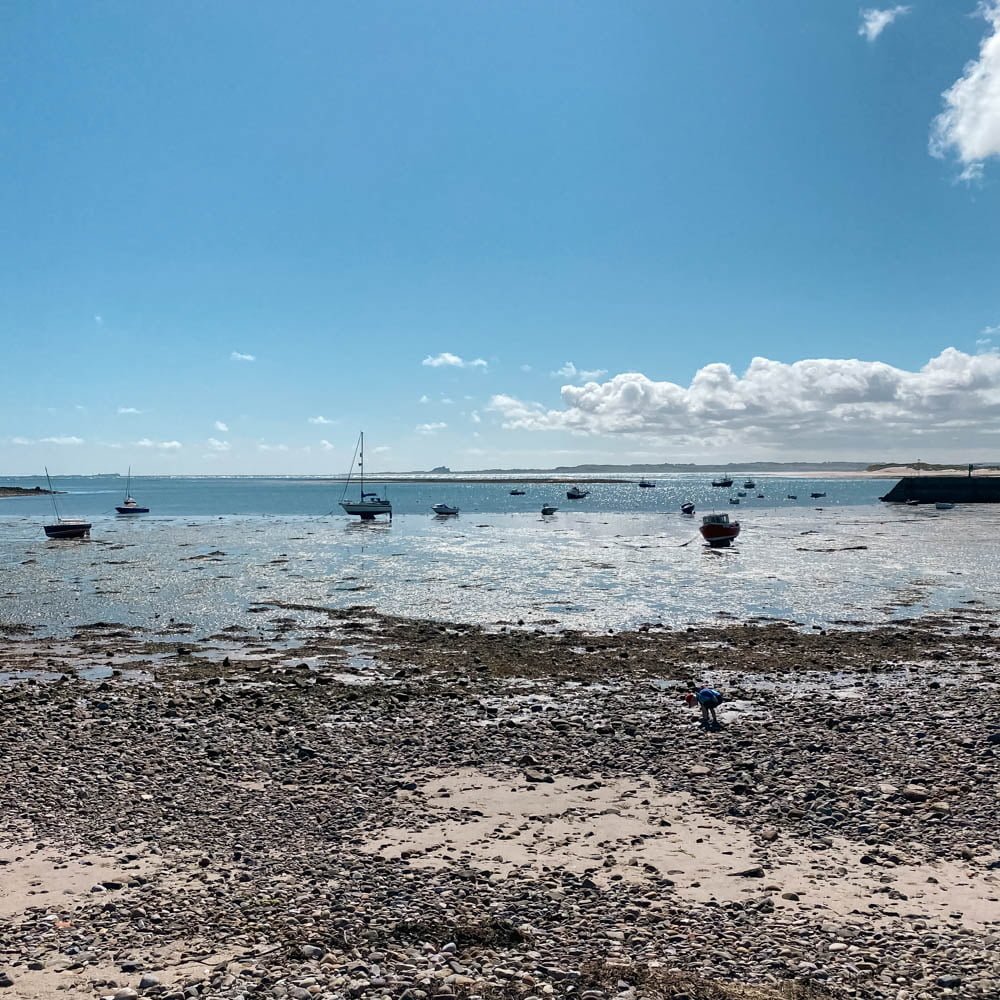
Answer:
3, 1, 1000, 473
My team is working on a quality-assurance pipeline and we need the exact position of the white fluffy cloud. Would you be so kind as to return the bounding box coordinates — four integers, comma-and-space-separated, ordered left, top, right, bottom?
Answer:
416, 422, 447, 434
930, 2, 1000, 180
422, 352, 488, 369
214, 420, 229, 432
308, 415, 334, 425
137, 438, 182, 450
320, 439, 335, 450
258, 443, 289, 452
207, 438, 230, 451
11, 435, 86, 446
117, 407, 141, 415
231, 351, 256, 362
858, 5, 910, 43
489, 348, 1000, 455
552, 361, 608, 383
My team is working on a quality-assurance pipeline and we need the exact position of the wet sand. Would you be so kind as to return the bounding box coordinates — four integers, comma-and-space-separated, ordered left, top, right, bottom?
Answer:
1, 608, 998, 999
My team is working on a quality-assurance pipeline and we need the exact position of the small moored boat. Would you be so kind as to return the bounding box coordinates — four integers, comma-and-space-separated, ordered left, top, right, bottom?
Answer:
935, 502, 955, 510
115, 468, 149, 514
431, 503, 459, 516
786, 494, 798, 500
680, 501, 695, 515
44, 519, 91, 540
541, 505, 558, 515
42, 467, 91, 539
711, 477, 734, 488
700, 513, 740, 547
638, 479, 656, 488
729, 497, 740, 504
339, 432, 392, 520
566, 485, 590, 500
509, 488, 526, 495
743, 480, 756, 489
810, 492, 826, 499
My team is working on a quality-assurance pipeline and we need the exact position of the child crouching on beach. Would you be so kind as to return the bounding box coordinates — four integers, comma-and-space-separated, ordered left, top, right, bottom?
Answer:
686, 686, 724, 728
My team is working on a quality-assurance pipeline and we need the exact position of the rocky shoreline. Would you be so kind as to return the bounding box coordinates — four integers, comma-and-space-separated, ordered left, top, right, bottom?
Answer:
0, 486, 57, 499
1, 608, 998, 1000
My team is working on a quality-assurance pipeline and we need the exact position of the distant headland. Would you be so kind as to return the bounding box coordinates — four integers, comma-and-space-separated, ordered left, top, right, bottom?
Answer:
0, 485, 59, 498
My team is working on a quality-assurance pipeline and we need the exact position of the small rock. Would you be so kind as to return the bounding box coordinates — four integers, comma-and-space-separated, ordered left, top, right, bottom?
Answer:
902, 785, 929, 802
935, 975, 962, 988
524, 769, 554, 784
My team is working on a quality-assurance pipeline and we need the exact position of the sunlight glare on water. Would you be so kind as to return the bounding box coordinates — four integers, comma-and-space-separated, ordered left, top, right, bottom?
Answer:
1, 495, 997, 636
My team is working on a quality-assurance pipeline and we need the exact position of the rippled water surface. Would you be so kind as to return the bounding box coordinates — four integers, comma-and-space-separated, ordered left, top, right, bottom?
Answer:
2, 475, 998, 635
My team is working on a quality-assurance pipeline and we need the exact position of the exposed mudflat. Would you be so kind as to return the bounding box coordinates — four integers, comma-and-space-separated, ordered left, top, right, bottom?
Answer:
1, 608, 998, 1000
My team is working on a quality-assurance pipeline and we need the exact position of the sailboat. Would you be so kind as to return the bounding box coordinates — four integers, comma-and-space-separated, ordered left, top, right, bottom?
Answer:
115, 467, 149, 514
43, 467, 91, 539
339, 432, 392, 520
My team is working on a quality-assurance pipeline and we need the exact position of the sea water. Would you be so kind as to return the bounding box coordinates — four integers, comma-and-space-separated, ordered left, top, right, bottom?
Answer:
1, 475, 996, 636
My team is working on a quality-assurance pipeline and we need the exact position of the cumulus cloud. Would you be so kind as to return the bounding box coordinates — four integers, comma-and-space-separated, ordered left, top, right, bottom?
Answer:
552, 361, 608, 383
214, 420, 229, 432
10, 435, 85, 446
471, 410, 481, 424
416, 422, 448, 434
320, 439, 335, 450
137, 438, 182, 450
117, 406, 141, 415
930, 2, 1000, 180
372, 445, 391, 455
858, 5, 910, 43
230, 351, 256, 362
489, 348, 1000, 455
207, 438, 230, 451
422, 352, 488, 369
258, 443, 289, 452
418, 395, 430, 404
308, 415, 334, 425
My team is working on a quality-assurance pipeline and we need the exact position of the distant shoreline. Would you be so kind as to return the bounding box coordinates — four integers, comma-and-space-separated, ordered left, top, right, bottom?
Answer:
0, 486, 59, 498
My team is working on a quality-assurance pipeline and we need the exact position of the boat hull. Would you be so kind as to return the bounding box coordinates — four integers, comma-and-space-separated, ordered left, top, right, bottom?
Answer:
431, 505, 459, 516
44, 521, 91, 539
116, 506, 149, 514
700, 522, 740, 547
340, 500, 392, 520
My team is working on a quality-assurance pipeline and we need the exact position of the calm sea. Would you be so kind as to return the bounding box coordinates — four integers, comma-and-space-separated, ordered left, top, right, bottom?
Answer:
2, 474, 996, 637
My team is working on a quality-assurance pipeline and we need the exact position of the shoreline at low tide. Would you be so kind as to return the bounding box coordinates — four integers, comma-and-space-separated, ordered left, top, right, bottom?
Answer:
2, 607, 998, 999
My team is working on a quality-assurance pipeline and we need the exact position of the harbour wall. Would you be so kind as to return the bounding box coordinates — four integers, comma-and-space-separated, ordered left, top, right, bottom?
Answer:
880, 476, 1000, 504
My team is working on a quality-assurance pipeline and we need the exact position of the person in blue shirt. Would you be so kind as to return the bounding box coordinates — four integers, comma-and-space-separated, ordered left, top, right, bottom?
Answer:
686, 686, 724, 727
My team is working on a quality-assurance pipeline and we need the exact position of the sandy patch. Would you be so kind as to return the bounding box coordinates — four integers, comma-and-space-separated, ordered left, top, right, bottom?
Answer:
2, 946, 237, 1000
369, 769, 1000, 931
0, 843, 152, 918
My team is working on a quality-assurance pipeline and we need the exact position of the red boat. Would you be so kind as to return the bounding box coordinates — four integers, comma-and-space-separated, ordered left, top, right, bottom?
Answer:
699, 512, 740, 547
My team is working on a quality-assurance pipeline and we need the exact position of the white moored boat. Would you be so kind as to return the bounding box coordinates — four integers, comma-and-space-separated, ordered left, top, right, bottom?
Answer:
339, 432, 392, 520
431, 503, 459, 516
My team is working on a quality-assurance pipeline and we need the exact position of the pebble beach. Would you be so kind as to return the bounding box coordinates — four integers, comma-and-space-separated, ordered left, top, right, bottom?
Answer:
2, 604, 998, 1000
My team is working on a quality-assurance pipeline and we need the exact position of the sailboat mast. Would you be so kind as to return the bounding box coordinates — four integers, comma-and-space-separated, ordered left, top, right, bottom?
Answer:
44, 466, 60, 521
125, 466, 131, 501
359, 432, 364, 496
